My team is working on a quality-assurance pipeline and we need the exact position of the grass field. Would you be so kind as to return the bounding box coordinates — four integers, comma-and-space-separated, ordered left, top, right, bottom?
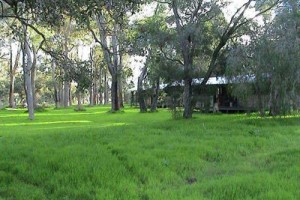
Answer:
0, 106, 299, 200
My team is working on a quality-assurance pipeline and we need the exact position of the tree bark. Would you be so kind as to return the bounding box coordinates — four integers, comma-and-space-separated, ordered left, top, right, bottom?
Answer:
89, 48, 95, 106
150, 78, 160, 112
269, 86, 280, 116
62, 19, 72, 108
183, 78, 193, 118
22, 24, 34, 120
9, 43, 20, 108
255, 83, 265, 117
104, 72, 108, 104
89, 85, 94, 106
137, 65, 147, 112
172, 1, 195, 119
118, 54, 124, 108
77, 92, 82, 109
96, 12, 120, 112
31, 45, 37, 108
51, 60, 60, 108
111, 74, 119, 111
93, 68, 98, 105
99, 67, 103, 104
63, 80, 70, 108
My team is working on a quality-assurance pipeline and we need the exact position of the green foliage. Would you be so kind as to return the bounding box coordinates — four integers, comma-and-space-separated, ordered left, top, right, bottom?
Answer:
0, 106, 299, 199
227, 1, 300, 116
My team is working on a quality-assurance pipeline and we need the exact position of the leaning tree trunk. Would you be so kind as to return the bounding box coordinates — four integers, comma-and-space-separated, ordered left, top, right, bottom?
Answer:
22, 24, 34, 120
151, 78, 160, 112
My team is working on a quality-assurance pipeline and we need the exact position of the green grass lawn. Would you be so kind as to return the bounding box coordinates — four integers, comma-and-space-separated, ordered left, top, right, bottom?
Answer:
0, 106, 299, 200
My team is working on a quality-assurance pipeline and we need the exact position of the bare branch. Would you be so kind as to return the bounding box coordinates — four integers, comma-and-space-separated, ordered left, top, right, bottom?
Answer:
1, 1, 3, 18
160, 46, 184, 66
226, 0, 252, 30
156, 0, 171, 5
234, 0, 280, 31
172, 0, 183, 28
190, 0, 203, 23
201, 0, 281, 85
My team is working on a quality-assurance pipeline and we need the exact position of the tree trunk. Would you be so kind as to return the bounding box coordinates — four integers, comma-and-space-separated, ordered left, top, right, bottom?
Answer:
89, 49, 95, 106
118, 79, 124, 108
137, 65, 147, 113
96, 12, 121, 111
31, 45, 37, 108
62, 19, 72, 108
9, 43, 20, 108
118, 54, 124, 108
51, 60, 60, 108
111, 74, 119, 111
77, 92, 82, 109
23, 24, 34, 120
89, 84, 94, 106
183, 78, 192, 118
151, 78, 160, 112
69, 88, 72, 106
93, 76, 98, 105
138, 79, 147, 113
111, 23, 120, 111
269, 86, 280, 116
99, 67, 103, 104
255, 83, 265, 117
63, 80, 70, 108
104, 72, 108, 104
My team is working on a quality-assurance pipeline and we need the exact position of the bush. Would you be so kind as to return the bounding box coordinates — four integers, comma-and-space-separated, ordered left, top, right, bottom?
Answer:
170, 107, 183, 120
74, 105, 86, 112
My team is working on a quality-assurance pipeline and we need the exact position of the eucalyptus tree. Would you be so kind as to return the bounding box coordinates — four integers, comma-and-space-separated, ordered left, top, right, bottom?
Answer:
90, 2, 140, 111
257, 0, 300, 116
1, 0, 145, 114
128, 9, 171, 112
8, 41, 21, 108
0, 0, 51, 119
62, 0, 143, 112
153, 0, 280, 118
0, 19, 19, 108
48, 19, 83, 108
228, 0, 300, 116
